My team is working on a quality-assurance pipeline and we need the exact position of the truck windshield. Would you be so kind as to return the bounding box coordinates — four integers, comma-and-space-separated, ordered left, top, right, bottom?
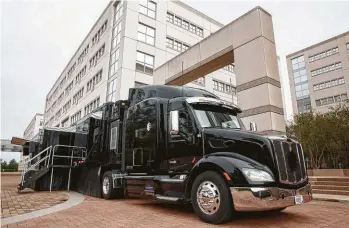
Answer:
191, 104, 243, 129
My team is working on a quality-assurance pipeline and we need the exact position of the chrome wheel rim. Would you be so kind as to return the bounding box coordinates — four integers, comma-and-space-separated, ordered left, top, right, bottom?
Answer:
102, 177, 110, 195
196, 181, 220, 215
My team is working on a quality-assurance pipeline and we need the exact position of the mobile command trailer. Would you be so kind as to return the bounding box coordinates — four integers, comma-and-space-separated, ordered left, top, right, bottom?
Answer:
15, 85, 312, 224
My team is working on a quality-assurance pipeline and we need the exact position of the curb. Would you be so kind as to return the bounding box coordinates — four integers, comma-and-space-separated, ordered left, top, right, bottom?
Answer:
1, 191, 85, 226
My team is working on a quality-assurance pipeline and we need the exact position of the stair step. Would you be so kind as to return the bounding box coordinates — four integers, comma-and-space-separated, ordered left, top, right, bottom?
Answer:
312, 189, 349, 196
311, 185, 349, 191
309, 176, 349, 182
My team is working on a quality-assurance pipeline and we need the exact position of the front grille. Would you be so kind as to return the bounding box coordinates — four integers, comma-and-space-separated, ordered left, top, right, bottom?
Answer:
272, 139, 307, 184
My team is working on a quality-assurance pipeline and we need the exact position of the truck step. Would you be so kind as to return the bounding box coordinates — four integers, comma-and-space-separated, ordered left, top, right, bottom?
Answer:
155, 194, 183, 202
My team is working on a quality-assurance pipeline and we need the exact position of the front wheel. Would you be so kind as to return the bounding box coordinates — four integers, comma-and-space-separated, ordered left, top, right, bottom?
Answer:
191, 171, 234, 224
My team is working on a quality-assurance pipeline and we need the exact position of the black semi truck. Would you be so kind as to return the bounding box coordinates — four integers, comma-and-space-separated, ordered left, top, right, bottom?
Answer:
15, 85, 312, 224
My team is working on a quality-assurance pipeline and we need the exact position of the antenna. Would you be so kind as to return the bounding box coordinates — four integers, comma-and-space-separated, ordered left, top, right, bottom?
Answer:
181, 61, 184, 97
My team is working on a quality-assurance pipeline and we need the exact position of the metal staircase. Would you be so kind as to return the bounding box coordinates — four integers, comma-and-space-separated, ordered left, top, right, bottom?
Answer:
19, 145, 87, 192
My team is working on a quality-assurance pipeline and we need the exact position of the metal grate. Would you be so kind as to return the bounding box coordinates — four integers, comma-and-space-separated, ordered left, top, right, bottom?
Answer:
272, 139, 307, 185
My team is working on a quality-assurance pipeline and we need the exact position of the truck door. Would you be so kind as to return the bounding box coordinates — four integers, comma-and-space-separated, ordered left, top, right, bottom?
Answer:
167, 108, 197, 173
124, 98, 159, 173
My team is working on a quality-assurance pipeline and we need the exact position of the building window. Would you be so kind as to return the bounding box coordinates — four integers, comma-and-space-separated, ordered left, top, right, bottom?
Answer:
213, 80, 236, 94
166, 37, 174, 49
112, 21, 122, 50
71, 110, 81, 125
139, 0, 156, 19
67, 62, 76, 78
73, 87, 84, 104
293, 68, 307, 84
309, 47, 339, 62
75, 65, 87, 84
84, 97, 100, 116
193, 77, 205, 86
92, 20, 108, 46
166, 36, 190, 52
109, 49, 120, 78
311, 62, 342, 77
65, 81, 74, 95
166, 11, 204, 37
136, 51, 154, 75
313, 78, 345, 91
291, 55, 305, 71
174, 16, 181, 26
166, 12, 174, 23
297, 97, 311, 113
107, 78, 117, 102
295, 83, 309, 98
315, 93, 348, 107
61, 117, 69, 128
346, 43, 349, 50
114, 2, 123, 23
78, 45, 89, 65
137, 23, 155, 45
223, 64, 234, 73
87, 70, 103, 91
89, 44, 105, 68
63, 100, 71, 114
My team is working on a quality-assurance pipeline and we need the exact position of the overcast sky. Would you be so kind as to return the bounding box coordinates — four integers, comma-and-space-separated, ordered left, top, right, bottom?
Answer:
1, 0, 349, 161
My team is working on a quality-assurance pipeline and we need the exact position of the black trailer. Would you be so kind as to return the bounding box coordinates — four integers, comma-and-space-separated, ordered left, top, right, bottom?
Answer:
15, 85, 312, 224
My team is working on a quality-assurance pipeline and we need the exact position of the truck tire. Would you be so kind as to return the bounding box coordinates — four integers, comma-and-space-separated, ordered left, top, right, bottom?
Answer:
191, 171, 233, 224
101, 171, 117, 200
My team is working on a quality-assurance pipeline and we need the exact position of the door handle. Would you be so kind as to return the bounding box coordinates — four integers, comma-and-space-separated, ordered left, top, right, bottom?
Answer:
169, 160, 177, 164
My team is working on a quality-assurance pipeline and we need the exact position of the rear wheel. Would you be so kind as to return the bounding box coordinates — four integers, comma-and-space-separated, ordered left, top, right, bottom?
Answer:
101, 171, 124, 199
191, 171, 233, 224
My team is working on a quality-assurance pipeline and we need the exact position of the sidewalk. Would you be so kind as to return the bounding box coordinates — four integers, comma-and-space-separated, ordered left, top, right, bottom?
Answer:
313, 194, 349, 203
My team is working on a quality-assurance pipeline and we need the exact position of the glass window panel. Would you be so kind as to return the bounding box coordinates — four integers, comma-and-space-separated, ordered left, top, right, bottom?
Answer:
145, 55, 153, 66
296, 91, 302, 97
140, 6, 147, 14
328, 97, 334, 104
183, 20, 189, 30
342, 94, 348, 100
301, 75, 307, 82
294, 77, 301, 84
299, 69, 306, 75
137, 52, 144, 62
146, 36, 154, 45
138, 32, 146, 42
315, 100, 321, 106
148, 1, 156, 10
303, 89, 309, 96
144, 65, 153, 74
291, 59, 298, 65
298, 61, 305, 68
148, 10, 155, 19
136, 63, 144, 71
295, 85, 302, 91
294, 71, 300, 77
299, 56, 304, 62
138, 24, 146, 33
292, 64, 299, 70
146, 27, 155, 36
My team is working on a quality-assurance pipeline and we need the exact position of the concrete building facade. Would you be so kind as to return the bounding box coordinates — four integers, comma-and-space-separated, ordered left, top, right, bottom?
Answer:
23, 113, 44, 140
287, 32, 349, 115
44, 0, 237, 128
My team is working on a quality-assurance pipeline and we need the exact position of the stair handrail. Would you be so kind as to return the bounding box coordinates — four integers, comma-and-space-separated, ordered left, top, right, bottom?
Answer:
20, 146, 52, 185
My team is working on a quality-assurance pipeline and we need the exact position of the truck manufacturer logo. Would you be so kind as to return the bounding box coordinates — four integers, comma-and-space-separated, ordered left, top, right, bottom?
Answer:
147, 122, 151, 131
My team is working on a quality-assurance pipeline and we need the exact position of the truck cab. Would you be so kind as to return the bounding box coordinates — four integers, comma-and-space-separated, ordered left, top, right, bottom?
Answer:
115, 85, 312, 224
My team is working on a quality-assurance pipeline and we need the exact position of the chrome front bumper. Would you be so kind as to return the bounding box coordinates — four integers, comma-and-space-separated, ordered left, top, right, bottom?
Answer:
231, 183, 312, 211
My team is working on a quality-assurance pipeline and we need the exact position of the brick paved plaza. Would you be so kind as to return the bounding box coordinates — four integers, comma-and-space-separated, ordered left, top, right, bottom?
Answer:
1, 175, 68, 219
1, 175, 349, 228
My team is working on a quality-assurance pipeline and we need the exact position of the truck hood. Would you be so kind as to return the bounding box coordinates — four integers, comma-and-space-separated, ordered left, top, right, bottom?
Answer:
202, 128, 276, 170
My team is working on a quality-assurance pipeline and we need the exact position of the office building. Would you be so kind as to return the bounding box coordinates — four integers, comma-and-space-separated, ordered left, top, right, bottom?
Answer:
44, 0, 237, 128
286, 31, 349, 115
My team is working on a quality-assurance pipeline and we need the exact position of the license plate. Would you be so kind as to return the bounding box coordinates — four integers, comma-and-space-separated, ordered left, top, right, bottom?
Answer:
295, 195, 303, 204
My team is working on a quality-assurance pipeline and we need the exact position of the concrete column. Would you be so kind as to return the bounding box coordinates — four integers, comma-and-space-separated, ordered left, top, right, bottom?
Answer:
233, 11, 285, 135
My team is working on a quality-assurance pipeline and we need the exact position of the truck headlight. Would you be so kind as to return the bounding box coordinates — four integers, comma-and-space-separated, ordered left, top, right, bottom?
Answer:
241, 168, 274, 182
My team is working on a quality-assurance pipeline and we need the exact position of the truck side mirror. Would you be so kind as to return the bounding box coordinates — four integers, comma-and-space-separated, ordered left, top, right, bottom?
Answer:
250, 122, 257, 131
170, 110, 179, 135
